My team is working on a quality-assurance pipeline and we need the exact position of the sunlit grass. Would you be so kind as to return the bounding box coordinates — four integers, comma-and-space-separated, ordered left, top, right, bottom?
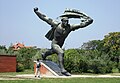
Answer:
0, 69, 34, 76
0, 69, 120, 83
0, 78, 120, 83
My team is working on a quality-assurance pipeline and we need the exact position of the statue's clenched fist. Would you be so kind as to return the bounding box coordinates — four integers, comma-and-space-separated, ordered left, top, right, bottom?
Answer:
34, 7, 38, 12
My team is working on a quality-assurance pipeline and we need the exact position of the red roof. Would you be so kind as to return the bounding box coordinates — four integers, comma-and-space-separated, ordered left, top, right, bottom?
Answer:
12, 43, 31, 50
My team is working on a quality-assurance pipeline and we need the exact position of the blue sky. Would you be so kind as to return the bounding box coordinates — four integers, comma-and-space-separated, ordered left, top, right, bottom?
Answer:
0, 0, 120, 49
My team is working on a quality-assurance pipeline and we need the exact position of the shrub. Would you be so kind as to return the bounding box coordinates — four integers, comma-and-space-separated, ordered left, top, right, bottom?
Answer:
16, 63, 24, 72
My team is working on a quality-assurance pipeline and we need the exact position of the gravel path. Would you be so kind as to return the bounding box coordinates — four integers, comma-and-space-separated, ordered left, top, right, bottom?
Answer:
0, 74, 120, 80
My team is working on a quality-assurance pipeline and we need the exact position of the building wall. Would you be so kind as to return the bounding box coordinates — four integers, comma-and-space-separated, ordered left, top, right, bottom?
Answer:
0, 55, 16, 72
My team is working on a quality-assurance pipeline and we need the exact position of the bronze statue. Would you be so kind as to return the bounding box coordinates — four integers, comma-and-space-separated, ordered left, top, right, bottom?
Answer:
34, 7, 93, 76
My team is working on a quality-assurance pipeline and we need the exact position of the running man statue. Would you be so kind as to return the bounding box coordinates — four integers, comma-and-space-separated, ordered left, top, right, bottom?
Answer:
34, 7, 93, 76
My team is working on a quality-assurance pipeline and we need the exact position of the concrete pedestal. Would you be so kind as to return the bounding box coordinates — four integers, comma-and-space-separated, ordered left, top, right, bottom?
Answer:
34, 60, 64, 76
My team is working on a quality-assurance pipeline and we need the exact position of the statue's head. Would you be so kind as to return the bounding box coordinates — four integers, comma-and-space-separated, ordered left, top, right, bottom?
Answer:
61, 17, 69, 26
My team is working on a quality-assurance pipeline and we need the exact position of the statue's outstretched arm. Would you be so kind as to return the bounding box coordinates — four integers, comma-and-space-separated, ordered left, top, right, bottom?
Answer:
71, 12, 93, 31
34, 7, 57, 26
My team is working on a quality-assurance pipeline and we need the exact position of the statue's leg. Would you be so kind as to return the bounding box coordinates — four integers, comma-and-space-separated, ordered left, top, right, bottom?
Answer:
57, 49, 65, 72
52, 44, 67, 70
42, 49, 54, 60
52, 44, 71, 76
52, 44, 65, 70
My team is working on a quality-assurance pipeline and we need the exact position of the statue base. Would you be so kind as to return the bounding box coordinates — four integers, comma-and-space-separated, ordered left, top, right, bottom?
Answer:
34, 60, 71, 76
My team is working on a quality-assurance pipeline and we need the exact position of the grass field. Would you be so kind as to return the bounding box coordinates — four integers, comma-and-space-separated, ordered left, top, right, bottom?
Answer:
0, 70, 120, 83
0, 78, 120, 83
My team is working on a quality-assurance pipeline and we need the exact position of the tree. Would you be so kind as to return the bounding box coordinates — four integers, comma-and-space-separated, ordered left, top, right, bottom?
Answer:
103, 32, 120, 60
80, 40, 103, 51
32, 48, 47, 61
103, 32, 120, 71
17, 47, 37, 69
0, 45, 7, 54
64, 49, 80, 73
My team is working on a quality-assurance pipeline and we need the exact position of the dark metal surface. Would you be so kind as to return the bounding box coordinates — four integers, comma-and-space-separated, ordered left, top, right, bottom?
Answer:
42, 60, 64, 76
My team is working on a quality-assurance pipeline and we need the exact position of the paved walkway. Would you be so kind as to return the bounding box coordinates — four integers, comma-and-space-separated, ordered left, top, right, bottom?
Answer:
16, 74, 120, 78
0, 74, 120, 80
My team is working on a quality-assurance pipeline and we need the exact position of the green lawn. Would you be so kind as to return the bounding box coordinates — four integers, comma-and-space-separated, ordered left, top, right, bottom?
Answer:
0, 70, 120, 83
0, 78, 120, 83
0, 69, 34, 76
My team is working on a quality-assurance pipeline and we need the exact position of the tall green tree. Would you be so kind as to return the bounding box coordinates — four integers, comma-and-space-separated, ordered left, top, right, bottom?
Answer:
0, 45, 7, 54
103, 32, 120, 71
81, 40, 104, 51
17, 47, 37, 69
103, 32, 120, 62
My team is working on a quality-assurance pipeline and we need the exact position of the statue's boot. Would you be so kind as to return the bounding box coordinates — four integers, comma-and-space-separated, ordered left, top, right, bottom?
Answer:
41, 53, 46, 60
61, 70, 71, 76
41, 49, 54, 60
61, 68, 71, 76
